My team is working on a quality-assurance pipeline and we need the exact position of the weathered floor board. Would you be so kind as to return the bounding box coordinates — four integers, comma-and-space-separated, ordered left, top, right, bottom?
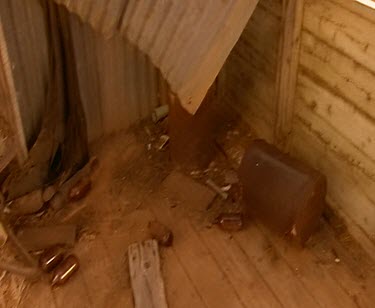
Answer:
15, 131, 374, 308
128, 240, 168, 308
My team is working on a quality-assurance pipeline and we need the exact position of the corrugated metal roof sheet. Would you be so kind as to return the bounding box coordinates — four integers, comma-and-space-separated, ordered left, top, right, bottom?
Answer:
69, 13, 166, 142
53, 0, 259, 114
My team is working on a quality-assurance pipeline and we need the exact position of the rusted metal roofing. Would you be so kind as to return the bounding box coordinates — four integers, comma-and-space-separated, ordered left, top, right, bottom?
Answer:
53, 0, 259, 114
69, 14, 167, 142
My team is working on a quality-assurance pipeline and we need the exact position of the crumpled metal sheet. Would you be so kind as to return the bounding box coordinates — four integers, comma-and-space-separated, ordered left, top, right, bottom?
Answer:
53, 0, 259, 114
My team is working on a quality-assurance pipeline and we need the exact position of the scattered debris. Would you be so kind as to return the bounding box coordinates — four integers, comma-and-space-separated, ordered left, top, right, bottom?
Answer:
216, 213, 243, 232
128, 240, 168, 308
6, 189, 44, 216
68, 177, 92, 202
0, 222, 7, 247
163, 171, 216, 211
190, 170, 201, 177
78, 229, 97, 242
239, 139, 327, 244
206, 179, 228, 200
224, 170, 239, 185
58, 157, 98, 198
155, 135, 170, 151
51, 255, 80, 287
40, 157, 98, 212
221, 184, 232, 192
16, 225, 76, 251
148, 220, 174, 247
152, 105, 169, 123
39, 246, 65, 272
290, 225, 297, 237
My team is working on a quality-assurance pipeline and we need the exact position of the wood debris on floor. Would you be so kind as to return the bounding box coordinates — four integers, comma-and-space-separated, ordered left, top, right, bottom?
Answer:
0, 122, 374, 308
128, 240, 168, 308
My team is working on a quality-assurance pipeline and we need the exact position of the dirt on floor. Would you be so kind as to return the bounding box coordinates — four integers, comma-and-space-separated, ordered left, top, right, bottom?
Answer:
0, 116, 247, 306
1, 117, 375, 308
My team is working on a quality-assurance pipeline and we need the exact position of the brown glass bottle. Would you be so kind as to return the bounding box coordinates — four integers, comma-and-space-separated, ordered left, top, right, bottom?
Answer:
216, 213, 243, 231
39, 246, 64, 272
148, 221, 174, 247
68, 178, 91, 202
51, 255, 80, 287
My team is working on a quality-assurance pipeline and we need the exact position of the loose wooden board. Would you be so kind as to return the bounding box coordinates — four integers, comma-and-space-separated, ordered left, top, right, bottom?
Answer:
128, 240, 168, 308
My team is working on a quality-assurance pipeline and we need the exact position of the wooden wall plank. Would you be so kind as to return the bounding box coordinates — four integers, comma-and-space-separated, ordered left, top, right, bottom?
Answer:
291, 0, 375, 244
303, 0, 375, 72
300, 30, 375, 118
291, 123, 375, 239
274, 0, 304, 149
221, 0, 283, 142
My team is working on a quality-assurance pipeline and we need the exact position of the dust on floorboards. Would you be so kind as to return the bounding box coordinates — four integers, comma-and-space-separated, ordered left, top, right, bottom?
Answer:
13, 130, 375, 308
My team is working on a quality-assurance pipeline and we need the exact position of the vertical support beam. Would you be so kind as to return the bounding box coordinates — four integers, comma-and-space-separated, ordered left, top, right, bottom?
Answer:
274, 0, 304, 151
0, 17, 28, 164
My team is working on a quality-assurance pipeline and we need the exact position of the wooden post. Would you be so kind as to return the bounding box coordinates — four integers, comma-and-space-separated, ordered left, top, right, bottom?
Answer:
274, 0, 305, 151
0, 18, 28, 164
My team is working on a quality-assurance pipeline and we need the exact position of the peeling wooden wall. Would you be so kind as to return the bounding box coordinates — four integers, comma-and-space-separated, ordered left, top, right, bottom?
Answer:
221, 0, 283, 143
290, 0, 375, 243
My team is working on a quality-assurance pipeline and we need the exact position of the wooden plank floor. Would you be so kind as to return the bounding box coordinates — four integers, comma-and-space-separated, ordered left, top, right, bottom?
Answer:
16, 131, 375, 308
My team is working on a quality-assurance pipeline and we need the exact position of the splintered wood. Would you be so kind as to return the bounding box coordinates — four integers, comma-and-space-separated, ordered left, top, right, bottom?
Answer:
128, 240, 168, 308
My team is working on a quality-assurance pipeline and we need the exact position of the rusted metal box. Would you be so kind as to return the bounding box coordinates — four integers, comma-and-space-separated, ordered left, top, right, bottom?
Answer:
239, 139, 327, 244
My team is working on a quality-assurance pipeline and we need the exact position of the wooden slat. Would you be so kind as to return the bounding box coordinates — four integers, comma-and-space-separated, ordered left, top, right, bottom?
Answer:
102, 209, 206, 308
222, 0, 283, 142
303, 0, 375, 72
291, 122, 375, 239
274, 0, 304, 149
291, 0, 375, 249
300, 30, 375, 118
128, 240, 168, 308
